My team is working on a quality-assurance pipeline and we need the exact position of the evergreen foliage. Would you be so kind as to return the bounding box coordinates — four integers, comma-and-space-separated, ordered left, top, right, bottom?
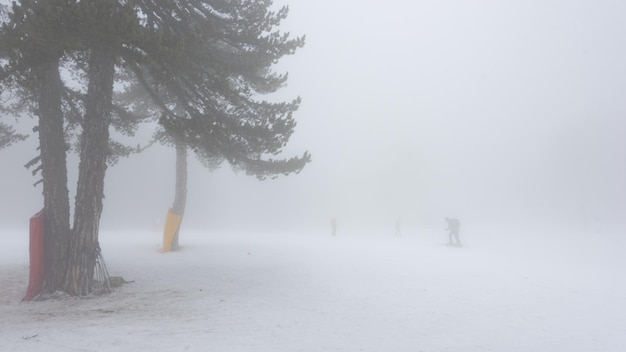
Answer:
0, 0, 309, 295
125, 0, 310, 178
0, 123, 26, 149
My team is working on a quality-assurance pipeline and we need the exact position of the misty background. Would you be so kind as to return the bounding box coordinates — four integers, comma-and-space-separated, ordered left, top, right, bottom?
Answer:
1, 0, 625, 235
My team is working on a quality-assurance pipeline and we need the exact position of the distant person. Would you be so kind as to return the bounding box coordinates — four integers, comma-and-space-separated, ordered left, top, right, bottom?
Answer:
395, 218, 402, 237
331, 217, 337, 236
444, 217, 461, 246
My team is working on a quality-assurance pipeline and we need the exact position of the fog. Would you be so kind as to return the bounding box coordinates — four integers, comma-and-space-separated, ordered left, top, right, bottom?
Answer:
1, 0, 625, 235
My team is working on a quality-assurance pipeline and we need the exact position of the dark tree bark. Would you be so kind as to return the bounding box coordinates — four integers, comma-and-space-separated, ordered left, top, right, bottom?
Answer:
36, 57, 71, 293
65, 49, 115, 296
170, 139, 187, 250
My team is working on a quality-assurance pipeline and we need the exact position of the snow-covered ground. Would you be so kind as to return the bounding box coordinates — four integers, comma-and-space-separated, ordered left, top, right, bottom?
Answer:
1, 226, 625, 351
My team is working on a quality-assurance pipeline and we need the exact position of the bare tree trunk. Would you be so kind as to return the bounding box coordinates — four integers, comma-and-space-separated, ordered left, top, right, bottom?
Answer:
36, 58, 71, 293
170, 139, 187, 250
65, 50, 114, 296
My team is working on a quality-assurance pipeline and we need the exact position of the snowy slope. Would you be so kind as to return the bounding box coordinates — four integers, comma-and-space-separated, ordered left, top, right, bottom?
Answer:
1, 227, 625, 351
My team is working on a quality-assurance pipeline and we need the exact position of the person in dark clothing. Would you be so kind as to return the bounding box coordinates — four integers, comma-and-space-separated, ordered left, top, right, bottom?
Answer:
445, 217, 461, 246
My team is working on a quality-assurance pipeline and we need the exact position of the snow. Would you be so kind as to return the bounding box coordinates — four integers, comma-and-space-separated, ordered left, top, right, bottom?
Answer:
1, 227, 625, 351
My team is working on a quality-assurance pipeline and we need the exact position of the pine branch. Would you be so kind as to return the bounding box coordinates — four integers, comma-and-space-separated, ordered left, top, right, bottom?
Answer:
24, 155, 41, 170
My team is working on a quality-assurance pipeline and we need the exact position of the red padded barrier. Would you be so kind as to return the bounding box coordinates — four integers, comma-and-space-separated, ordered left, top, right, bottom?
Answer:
23, 210, 45, 301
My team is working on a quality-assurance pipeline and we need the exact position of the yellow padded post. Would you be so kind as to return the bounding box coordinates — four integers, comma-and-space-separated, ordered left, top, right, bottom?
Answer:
162, 208, 182, 252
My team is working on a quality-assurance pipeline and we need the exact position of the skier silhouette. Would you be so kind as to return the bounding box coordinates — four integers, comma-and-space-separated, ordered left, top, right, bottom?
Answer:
330, 217, 337, 236
444, 217, 461, 246
394, 218, 402, 237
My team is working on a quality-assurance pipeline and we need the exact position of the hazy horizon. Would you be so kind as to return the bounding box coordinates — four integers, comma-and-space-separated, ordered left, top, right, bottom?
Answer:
1, 0, 625, 234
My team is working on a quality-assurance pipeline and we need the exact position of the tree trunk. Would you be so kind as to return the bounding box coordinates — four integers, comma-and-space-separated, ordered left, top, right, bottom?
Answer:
36, 57, 71, 293
170, 139, 187, 250
65, 50, 115, 296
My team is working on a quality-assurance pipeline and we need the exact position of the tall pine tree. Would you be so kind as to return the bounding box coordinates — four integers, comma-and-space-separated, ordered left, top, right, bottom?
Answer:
0, 0, 79, 293
1, 0, 309, 295
120, 1, 310, 249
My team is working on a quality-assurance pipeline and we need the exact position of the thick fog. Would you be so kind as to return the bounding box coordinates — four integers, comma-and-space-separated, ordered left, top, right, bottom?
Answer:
1, 0, 625, 234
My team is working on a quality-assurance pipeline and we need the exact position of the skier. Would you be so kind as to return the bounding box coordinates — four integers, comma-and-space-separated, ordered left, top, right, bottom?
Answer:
331, 217, 337, 236
444, 217, 461, 246
394, 218, 402, 237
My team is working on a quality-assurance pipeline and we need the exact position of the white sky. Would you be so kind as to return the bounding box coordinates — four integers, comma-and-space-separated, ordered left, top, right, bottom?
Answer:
269, 0, 626, 231
1, 0, 625, 233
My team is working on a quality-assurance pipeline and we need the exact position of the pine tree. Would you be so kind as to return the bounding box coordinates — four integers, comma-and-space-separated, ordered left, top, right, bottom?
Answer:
63, 0, 144, 295
1, 0, 310, 295
120, 1, 310, 249
0, 0, 78, 293
1, 0, 145, 295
